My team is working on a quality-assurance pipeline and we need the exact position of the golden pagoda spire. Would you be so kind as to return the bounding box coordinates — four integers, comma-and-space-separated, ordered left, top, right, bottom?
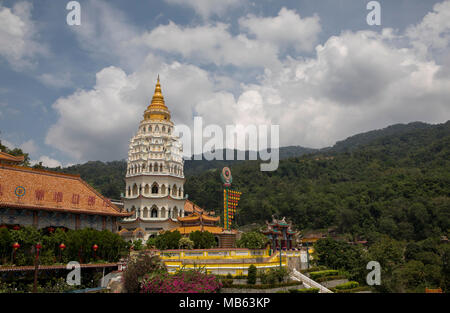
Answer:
144, 76, 171, 121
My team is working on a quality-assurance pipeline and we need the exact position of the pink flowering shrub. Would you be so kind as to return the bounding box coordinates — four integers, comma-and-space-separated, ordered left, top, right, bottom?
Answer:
140, 270, 222, 293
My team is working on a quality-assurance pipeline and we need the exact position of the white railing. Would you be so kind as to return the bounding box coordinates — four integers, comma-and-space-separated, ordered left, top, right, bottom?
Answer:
291, 268, 333, 293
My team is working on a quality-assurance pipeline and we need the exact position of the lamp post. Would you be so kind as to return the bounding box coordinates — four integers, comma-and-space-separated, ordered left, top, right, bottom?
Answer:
278, 237, 282, 269
12, 242, 20, 264
59, 243, 66, 263
33, 242, 42, 293
92, 244, 99, 260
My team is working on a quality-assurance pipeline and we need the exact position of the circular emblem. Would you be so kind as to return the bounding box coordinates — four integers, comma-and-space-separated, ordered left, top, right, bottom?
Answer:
221, 167, 232, 185
15, 186, 26, 197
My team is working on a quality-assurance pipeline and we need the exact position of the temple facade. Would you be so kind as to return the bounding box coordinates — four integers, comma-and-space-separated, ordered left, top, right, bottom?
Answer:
119, 77, 186, 240
261, 216, 298, 250
0, 163, 131, 231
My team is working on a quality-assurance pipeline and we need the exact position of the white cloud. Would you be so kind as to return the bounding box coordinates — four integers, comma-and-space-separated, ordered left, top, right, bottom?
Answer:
138, 22, 280, 68
45, 1, 450, 163
69, 0, 146, 70
164, 0, 242, 18
0, 1, 47, 69
406, 0, 450, 57
37, 72, 73, 89
31, 155, 62, 168
239, 8, 321, 53
19, 139, 38, 155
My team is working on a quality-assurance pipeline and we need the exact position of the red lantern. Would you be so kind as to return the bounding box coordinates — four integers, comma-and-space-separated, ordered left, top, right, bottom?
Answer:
0, 225, 7, 229
12, 242, 20, 250
36, 243, 42, 250
48, 227, 55, 233
59, 243, 66, 251
12, 225, 20, 231
92, 244, 98, 252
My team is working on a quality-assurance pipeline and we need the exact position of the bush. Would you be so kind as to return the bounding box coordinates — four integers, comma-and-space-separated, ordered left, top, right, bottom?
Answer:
335, 281, 359, 290
289, 288, 320, 293
189, 231, 217, 249
247, 265, 257, 285
0, 226, 127, 266
178, 237, 194, 249
309, 270, 339, 280
122, 252, 166, 293
141, 268, 222, 293
155, 231, 182, 250
221, 279, 234, 288
236, 232, 269, 249
131, 239, 144, 251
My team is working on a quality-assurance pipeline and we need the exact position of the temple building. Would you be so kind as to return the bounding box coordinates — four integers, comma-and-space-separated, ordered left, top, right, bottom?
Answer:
0, 164, 131, 231
261, 216, 298, 250
119, 77, 186, 241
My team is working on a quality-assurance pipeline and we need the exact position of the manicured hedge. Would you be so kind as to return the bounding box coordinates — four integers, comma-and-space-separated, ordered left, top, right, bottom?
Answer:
335, 281, 359, 290
309, 270, 339, 280
289, 288, 320, 293
223, 281, 301, 289
315, 275, 347, 283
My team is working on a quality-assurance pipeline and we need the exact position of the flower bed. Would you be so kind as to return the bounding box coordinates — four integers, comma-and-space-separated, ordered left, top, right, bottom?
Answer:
140, 270, 222, 293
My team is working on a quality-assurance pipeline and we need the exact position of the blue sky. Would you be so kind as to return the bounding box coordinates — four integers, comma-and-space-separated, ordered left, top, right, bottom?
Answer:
0, 0, 449, 167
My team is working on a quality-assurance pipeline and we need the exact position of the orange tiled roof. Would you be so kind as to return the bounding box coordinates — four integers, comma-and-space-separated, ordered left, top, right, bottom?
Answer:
0, 164, 131, 217
171, 225, 225, 235
0, 152, 24, 164
184, 200, 204, 214
178, 211, 220, 222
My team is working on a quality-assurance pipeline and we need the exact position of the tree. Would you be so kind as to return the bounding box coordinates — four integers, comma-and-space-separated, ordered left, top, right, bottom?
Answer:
247, 265, 257, 285
154, 231, 182, 250
189, 231, 217, 249
236, 231, 268, 249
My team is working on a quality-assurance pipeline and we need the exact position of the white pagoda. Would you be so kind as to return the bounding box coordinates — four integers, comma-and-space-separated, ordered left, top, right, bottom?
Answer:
119, 77, 186, 240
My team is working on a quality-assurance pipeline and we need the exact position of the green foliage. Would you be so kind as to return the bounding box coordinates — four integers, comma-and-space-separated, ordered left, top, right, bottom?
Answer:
178, 237, 194, 249
188, 231, 217, 249
131, 239, 144, 251
313, 238, 368, 281
247, 265, 257, 285
122, 252, 166, 293
236, 231, 269, 249
335, 281, 359, 290
154, 231, 182, 250
309, 270, 339, 280
0, 226, 126, 266
289, 287, 320, 293
184, 121, 450, 241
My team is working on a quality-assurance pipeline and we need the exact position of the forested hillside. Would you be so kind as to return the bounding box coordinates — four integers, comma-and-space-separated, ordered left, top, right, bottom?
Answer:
185, 121, 450, 241
41, 120, 450, 242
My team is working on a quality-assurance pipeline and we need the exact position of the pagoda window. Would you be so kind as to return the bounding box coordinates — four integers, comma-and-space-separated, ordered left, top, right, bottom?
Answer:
168, 209, 172, 218
152, 183, 159, 194
173, 207, 178, 218
132, 184, 138, 196
127, 186, 131, 197
144, 184, 150, 195
161, 184, 166, 195
178, 189, 182, 197
151, 208, 158, 218
160, 207, 166, 218
149, 126, 152, 132
172, 185, 178, 196
149, 164, 153, 172
154, 163, 159, 172
160, 164, 163, 172
142, 163, 146, 171
162, 126, 166, 133
143, 207, 148, 218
